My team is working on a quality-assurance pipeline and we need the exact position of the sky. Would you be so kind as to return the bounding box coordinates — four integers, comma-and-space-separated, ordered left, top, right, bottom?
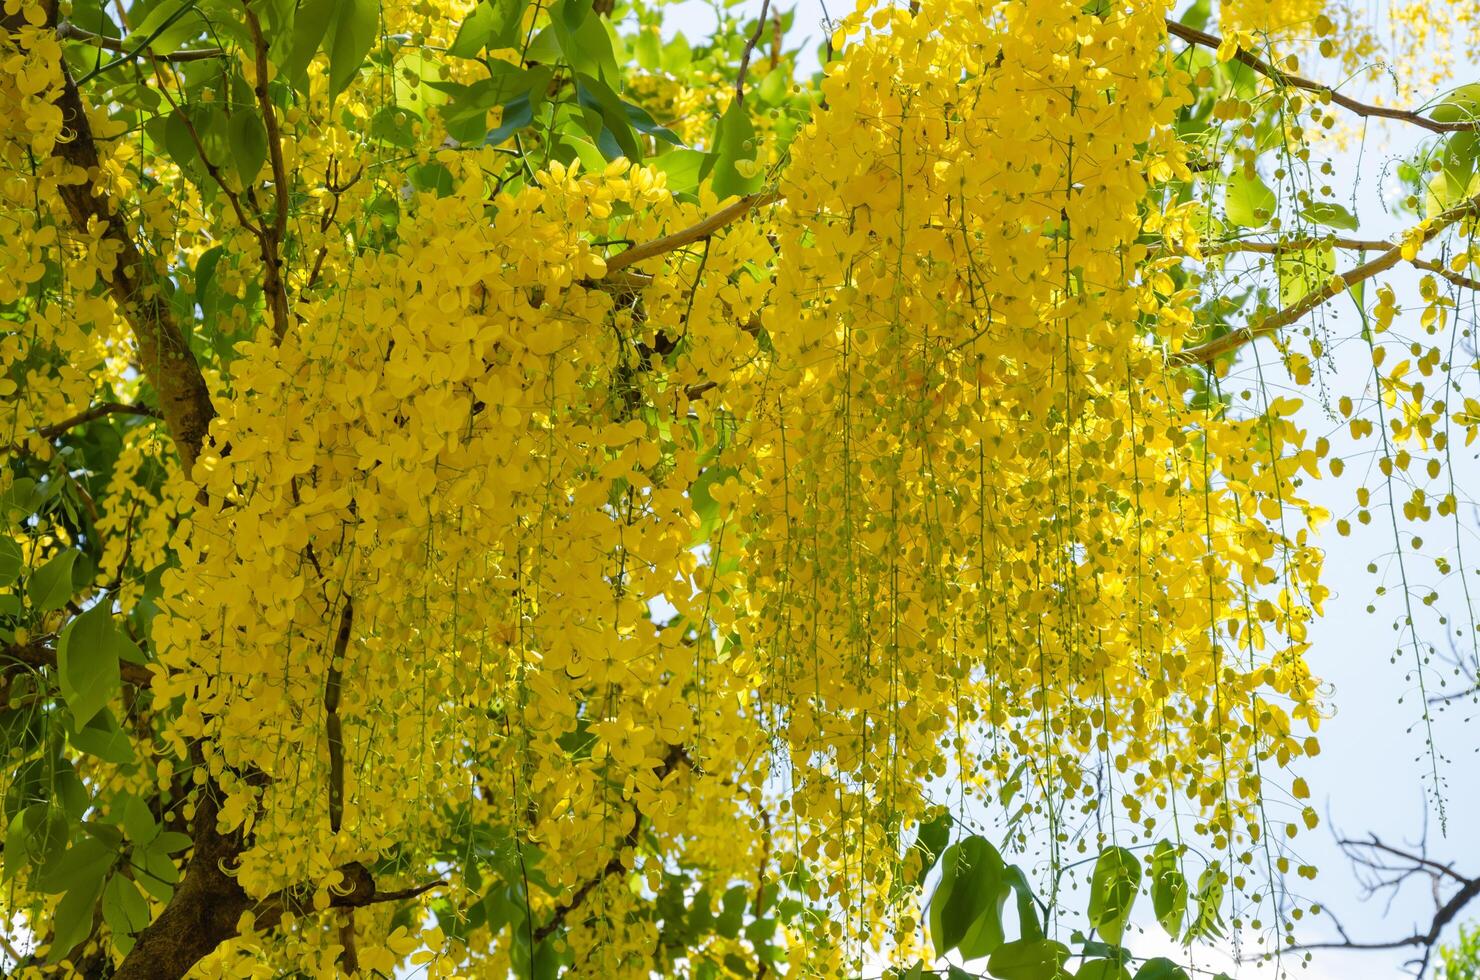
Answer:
652, 0, 1480, 975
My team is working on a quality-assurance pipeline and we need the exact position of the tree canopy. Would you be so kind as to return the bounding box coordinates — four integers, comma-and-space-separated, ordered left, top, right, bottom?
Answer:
2, 0, 1480, 975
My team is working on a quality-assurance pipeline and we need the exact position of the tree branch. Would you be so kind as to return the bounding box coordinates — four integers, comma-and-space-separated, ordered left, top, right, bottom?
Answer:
4, 637, 155, 688
604, 191, 780, 274
734, 0, 772, 107
1201, 239, 1480, 293
1171, 190, 1480, 366
34, 401, 163, 439
1165, 19, 1478, 134
57, 21, 224, 61
3, 4, 217, 473
241, 1, 292, 342
532, 744, 688, 942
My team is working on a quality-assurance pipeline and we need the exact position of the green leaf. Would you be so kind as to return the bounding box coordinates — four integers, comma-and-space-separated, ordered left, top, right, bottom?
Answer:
102, 872, 151, 953
28, 550, 78, 613
710, 102, 761, 199
1429, 82, 1480, 123
49, 864, 107, 962
1002, 863, 1044, 941
634, 29, 661, 70
929, 835, 1008, 960
1132, 959, 1191, 980
278, 0, 336, 87
34, 834, 113, 895
910, 809, 952, 887
57, 604, 121, 727
124, 0, 195, 49
1148, 840, 1187, 938
449, 0, 526, 57
72, 709, 137, 765
651, 149, 711, 197
986, 938, 1071, 980
1225, 171, 1277, 227
715, 883, 747, 938
574, 73, 642, 160
1, 478, 39, 525
325, 0, 378, 101
1076, 960, 1132, 980
1298, 201, 1359, 230
1276, 245, 1333, 308
0, 536, 21, 587
228, 110, 268, 188
119, 794, 158, 844
1087, 847, 1141, 946
548, 0, 617, 81
154, 831, 194, 854
757, 66, 788, 106
660, 32, 690, 73
1186, 862, 1226, 941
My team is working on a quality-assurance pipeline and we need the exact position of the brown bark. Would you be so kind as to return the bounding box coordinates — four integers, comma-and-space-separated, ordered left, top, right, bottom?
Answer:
4, 0, 217, 472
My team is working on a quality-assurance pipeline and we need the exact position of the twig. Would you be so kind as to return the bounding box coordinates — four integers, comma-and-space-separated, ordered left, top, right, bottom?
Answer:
241, 1, 292, 342
1165, 19, 1479, 134
35, 401, 162, 439
532, 745, 687, 941
1200, 239, 1480, 293
735, 0, 772, 107
58, 21, 224, 61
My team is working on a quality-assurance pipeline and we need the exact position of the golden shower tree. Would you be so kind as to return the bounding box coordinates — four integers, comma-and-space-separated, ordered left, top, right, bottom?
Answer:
3, 0, 1480, 975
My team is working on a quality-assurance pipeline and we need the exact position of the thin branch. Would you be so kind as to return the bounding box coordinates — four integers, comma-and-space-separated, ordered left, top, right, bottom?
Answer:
1340, 836, 1471, 886
1165, 19, 1478, 134
605, 191, 781, 274
532, 745, 687, 942
57, 21, 223, 61
734, 0, 772, 107
241, 0, 292, 342
35, 401, 162, 439
1286, 834, 1480, 977
1410, 257, 1480, 293
1200, 239, 1480, 292
1171, 190, 1480, 366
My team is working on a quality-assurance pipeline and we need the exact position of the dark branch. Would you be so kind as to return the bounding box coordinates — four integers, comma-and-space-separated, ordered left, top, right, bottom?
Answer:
532, 744, 688, 942
1287, 835, 1480, 977
35, 401, 163, 439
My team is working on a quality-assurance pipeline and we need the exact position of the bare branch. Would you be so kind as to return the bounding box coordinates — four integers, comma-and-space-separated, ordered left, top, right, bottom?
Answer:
1165, 19, 1478, 134
735, 0, 772, 107
1339, 835, 1470, 886
1287, 830, 1480, 977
